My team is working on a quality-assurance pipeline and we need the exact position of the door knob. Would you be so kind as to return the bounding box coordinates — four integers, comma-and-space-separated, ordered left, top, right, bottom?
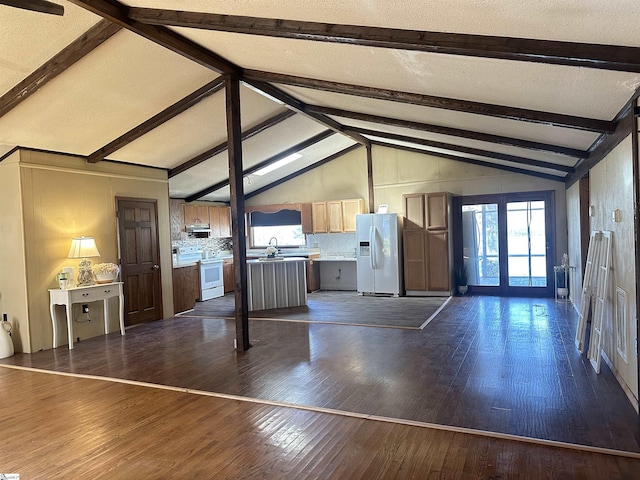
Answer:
152, 264, 160, 270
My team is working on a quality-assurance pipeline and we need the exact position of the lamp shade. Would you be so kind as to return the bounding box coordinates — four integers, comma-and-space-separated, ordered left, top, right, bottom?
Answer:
67, 237, 100, 259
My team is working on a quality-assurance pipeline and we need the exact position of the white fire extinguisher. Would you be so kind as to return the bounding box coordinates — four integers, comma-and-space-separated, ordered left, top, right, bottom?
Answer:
0, 314, 14, 359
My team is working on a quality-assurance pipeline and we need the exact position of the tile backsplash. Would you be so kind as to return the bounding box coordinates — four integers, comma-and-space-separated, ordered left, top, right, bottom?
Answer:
173, 233, 356, 256
172, 237, 232, 254
306, 233, 356, 256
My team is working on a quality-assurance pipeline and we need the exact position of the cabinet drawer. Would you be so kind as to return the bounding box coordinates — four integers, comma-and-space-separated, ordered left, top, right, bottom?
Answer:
68, 285, 118, 303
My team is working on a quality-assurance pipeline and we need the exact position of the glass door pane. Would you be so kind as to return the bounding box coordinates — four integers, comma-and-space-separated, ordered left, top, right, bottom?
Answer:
462, 204, 499, 286
506, 201, 547, 287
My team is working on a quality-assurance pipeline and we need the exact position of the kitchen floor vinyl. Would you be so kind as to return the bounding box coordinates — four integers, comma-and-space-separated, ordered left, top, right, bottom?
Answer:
181, 291, 450, 329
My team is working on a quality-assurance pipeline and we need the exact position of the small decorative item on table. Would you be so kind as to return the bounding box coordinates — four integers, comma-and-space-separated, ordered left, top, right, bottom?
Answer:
265, 246, 278, 258
93, 262, 120, 284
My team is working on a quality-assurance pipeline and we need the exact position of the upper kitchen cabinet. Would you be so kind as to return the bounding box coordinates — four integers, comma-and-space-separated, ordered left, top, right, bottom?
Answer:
327, 201, 344, 233
209, 206, 231, 237
342, 198, 366, 232
426, 192, 448, 230
301, 203, 313, 234
183, 204, 209, 226
403, 194, 425, 230
312, 202, 328, 233
312, 198, 365, 233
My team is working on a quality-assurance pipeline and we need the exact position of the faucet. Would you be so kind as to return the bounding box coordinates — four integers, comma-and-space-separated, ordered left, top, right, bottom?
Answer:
268, 237, 278, 248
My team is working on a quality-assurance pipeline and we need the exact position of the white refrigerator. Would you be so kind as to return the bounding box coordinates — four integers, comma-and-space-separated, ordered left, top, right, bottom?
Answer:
356, 213, 403, 296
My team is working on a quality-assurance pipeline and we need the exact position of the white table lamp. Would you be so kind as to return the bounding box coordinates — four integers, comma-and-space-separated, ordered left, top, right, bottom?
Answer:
68, 237, 100, 286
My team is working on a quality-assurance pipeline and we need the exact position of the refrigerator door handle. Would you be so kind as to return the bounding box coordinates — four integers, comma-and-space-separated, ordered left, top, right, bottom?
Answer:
370, 225, 377, 269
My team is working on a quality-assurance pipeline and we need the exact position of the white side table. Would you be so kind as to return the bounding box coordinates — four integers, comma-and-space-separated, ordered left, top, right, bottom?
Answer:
49, 282, 125, 349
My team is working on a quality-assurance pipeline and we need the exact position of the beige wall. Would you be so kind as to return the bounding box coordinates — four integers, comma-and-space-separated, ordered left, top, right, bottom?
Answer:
250, 144, 568, 264
588, 135, 638, 400
0, 151, 30, 352
18, 150, 173, 352
246, 146, 370, 206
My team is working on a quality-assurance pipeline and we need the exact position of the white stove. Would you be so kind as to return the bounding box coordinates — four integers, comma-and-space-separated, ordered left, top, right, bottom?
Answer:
198, 258, 224, 300
176, 245, 202, 264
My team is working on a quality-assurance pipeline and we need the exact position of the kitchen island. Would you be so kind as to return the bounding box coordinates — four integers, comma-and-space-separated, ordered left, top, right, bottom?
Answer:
247, 257, 307, 311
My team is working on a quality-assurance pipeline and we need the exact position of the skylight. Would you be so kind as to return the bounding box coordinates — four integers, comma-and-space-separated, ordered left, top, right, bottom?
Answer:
253, 153, 302, 176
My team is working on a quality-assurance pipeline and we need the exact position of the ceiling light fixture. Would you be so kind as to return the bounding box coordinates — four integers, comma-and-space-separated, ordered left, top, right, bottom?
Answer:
253, 153, 302, 176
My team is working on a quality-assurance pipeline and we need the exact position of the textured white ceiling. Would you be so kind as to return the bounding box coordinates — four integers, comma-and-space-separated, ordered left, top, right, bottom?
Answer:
1, 0, 638, 201
0, 29, 217, 155
0, 1, 99, 96
125, 0, 640, 46
109, 85, 286, 169
169, 114, 329, 197
178, 29, 640, 120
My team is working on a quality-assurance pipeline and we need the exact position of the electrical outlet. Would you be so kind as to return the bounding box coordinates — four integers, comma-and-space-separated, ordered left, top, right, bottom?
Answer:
82, 304, 89, 313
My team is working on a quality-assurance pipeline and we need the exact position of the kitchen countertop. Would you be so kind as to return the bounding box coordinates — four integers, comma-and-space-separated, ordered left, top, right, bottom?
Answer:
172, 248, 358, 267
173, 261, 199, 268
314, 256, 356, 262
246, 256, 307, 264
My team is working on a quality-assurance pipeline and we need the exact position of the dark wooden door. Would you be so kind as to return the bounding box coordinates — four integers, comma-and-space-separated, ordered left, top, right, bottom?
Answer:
116, 198, 163, 326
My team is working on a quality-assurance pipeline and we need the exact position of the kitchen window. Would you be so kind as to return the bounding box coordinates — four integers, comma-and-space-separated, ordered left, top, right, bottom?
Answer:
249, 210, 306, 248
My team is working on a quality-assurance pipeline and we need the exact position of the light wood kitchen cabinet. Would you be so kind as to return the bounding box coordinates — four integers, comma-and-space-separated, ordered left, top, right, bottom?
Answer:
223, 258, 234, 293
183, 204, 209, 226
312, 202, 328, 233
173, 265, 199, 314
301, 203, 313, 234
404, 229, 427, 291
311, 198, 365, 233
426, 192, 448, 230
403, 193, 425, 230
341, 198, 366, 232
426, 231, 450, 291
327, 201, 343, 233
306, 255, 321, 292
403, 192, 452, 295
209, 206, 231, 237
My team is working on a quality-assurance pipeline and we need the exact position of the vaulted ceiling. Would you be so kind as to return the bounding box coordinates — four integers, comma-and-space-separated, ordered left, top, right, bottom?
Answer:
1, 0, 639, 202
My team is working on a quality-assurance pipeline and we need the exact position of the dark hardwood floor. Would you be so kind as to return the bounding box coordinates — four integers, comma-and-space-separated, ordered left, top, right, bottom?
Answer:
3, 295, 640, 455
2, 367, 640, 478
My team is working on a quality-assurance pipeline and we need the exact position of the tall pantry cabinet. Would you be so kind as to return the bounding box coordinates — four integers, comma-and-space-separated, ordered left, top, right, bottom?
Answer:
403, 192, 453, 295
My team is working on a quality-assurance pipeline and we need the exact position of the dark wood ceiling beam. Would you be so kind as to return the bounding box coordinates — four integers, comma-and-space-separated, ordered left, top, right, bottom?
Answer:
69, 0, 239, 74
129, 8, 640, 73
565, 103, 635, 186
243, 80, 370, 147
245, 144, 361, 200
306, 105, 588, 159
3, 0, 64, 16
0, 19, 121, 119
169, 109, 295, 178
244, 70, 614, 133
374, 141, 565, 183
88, 77, 225, 163
186, 130, 334, 202
352, 127, 574, 173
